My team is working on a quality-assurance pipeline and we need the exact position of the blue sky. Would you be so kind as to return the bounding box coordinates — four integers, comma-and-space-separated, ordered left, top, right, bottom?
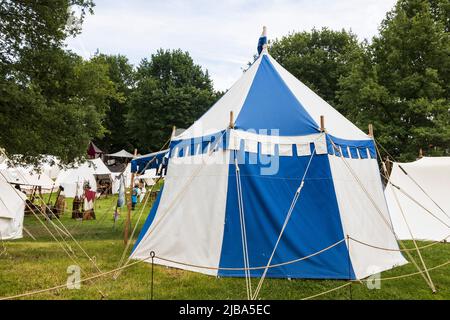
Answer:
66, 0, 397, 91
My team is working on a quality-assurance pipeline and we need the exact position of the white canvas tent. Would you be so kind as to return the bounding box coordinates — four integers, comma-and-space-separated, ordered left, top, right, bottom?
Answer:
90, 158, 111, 176
0, 178, 27, 240
55, 162, 97, 198
130, 31, 407, 280
137, 169, 158, 186
39, 155, 61, 180
385, 157, 450, 241
0, 166, 57, 192
107, 150, 135, 159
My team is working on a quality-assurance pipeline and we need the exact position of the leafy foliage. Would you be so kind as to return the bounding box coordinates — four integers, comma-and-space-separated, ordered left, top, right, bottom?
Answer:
91, 54, 136, 153
337, 0, 450, 161
127, 49, 218, 153
270, 28, 363, 107
0, 1, 120, 164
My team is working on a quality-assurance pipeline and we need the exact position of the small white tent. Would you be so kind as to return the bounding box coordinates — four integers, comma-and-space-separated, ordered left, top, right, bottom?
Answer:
39, 155, 61, 180
55, 162, 97, 198
385, 157, 450, 241
0, 178, 26, 240
0, 167, 56, 193
137, 169, 158, 186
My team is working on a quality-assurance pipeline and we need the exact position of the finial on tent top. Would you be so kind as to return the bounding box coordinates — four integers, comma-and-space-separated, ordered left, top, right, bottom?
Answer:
257, 26, 268, 55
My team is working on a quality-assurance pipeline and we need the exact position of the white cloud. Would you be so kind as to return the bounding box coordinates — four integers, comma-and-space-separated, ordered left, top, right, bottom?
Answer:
66, 0, 396, 90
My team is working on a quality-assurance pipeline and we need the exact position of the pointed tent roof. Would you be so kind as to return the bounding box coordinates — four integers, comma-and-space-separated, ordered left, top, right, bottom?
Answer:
175, 49, 369, 142
87, 142, 103, 158
106, 149, 135, 158
89, 158, 111, 175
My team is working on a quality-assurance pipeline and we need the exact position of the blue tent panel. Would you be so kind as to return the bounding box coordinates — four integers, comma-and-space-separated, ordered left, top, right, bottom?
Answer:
131, 150, 169, 173
235, 55, 319, 136
218, 151, 355, 279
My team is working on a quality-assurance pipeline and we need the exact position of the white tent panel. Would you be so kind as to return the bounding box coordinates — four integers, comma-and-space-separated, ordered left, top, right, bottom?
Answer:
55, 163, 97, 198
0, 178, 26, 240
385, 158, 450, 241
131, 151, 230, 276
89, 158, 111, 175
328, 156, 408, 279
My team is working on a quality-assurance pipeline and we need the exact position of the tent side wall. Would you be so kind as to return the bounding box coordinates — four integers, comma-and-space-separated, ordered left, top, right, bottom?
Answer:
327, 148, 408, 279
384, 161, 450, 241
0, 179, 26, 240
218, 148, 354, 279
131, 151, 231, 276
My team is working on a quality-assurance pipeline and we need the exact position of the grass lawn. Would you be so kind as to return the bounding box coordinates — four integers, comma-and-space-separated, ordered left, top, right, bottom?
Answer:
0, 190, 449, 300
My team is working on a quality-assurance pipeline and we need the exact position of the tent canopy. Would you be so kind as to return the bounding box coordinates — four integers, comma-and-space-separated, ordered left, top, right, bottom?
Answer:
87, 142, 103, 158
55, 162, 97, 198
130, 33, 406, 280
106, 149, 135, 158
385, 157, 450, 241
89, 158, 111, 175
0, 166, 56, 190
131, 149, 169, 174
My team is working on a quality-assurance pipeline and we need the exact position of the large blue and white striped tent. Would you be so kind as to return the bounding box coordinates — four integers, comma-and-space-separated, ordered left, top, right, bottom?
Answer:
131, 34, 407, 280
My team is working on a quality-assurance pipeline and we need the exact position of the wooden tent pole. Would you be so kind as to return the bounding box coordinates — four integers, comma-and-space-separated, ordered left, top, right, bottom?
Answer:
320, 115, 325, 132
368, 124, 374, 137
124, 148, 138, 245
229, 111, 235, 129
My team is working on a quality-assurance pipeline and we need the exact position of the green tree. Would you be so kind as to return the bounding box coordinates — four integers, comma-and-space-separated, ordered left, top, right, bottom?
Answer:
338, 0, 450, 161
0, 1, 122, 164
0, 49, 117, 164
127, 49, 218, 152
91, 54, 136, 153
269, 28, 363, 107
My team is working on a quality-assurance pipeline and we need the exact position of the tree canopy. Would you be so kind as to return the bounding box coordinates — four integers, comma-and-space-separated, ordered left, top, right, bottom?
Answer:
126, 49, 218, 153
337, 0, 449, 161
0, 0, 119, 165
269, 28, 363, 108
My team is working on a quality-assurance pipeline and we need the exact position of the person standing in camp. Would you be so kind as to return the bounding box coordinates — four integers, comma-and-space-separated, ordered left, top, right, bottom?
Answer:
131, 184, 139, 210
